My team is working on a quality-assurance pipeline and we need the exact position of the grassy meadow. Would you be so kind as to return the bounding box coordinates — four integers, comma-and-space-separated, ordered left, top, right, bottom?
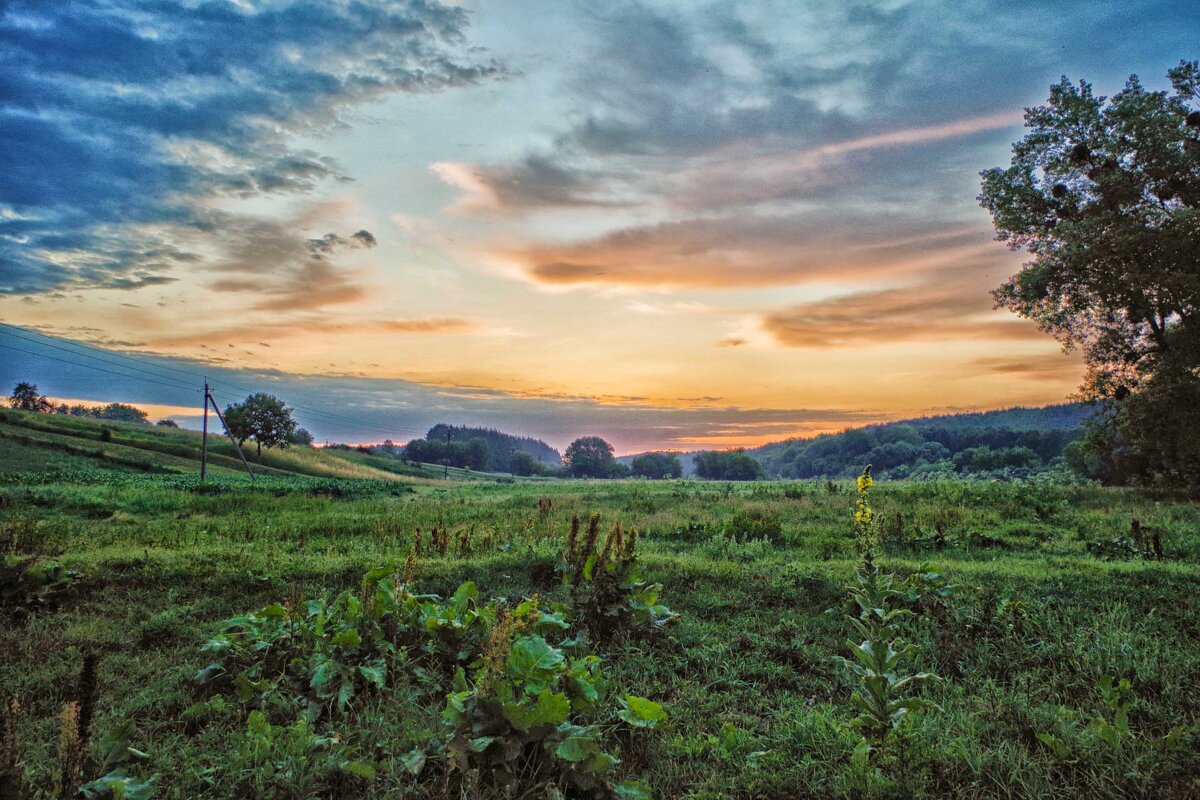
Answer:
2, 410, 1199, 798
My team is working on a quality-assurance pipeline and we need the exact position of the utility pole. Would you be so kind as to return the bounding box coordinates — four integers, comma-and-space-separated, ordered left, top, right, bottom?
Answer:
444, 425, 451, 479
200, 378, 209, 481
204, 385, 256, 481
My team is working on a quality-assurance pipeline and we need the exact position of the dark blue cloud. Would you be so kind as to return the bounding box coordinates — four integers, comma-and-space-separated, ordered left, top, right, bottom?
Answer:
0, 0, 498, 294
468, 0, 1199, 211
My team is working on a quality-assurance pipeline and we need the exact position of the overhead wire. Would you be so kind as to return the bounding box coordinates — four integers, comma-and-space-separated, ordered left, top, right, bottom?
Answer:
0, 323, 430, 440
0, 342, 201, 393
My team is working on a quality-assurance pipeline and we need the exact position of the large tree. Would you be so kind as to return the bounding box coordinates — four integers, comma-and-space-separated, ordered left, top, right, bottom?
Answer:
979, 60, 1200, 399
9, 382, 52, 412
223, 393, 298, 457
980, 61, 1200, 488
630, 452, 683, 479
563, 436, 616, 478
694, 449, 763, 481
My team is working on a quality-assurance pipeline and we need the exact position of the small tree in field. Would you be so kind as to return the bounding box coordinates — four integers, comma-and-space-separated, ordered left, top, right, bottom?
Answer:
223, 393, 298, 457
563, 436, 616, 478
9, 382, 52, 412
291, 427, 314, 446
509, 450, 539, 476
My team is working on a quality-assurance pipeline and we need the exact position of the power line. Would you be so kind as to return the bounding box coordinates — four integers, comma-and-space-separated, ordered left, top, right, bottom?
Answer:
0, 328, 203, 390
0, 322, 204, 381
205, 383, 426, 440
3, 323, 433, 441
0, 342, 201, 393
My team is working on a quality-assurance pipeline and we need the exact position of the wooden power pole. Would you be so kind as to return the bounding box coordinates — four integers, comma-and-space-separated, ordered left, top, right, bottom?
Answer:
200, 384, 256, 481
200, 378, 209, 480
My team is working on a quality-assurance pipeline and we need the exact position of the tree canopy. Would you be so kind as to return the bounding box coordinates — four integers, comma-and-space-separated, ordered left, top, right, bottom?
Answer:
979, 60, 1200, 399
693, 449, 763, 481
563, 436, 616, 478
223, 393, 298, 457
630, 452, 683, 479
9, 382, 52, 412
981, 61, 1200, 489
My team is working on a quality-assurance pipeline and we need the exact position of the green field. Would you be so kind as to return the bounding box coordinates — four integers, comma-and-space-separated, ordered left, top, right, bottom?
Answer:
2, 411, 1199, 798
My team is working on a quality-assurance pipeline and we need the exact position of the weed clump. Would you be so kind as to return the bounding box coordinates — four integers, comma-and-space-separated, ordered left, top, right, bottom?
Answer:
562, 514, 677, 643
194, 566, 670, 798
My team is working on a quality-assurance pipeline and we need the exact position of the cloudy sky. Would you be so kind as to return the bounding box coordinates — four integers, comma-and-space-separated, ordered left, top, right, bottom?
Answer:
2, 0, 1197, 452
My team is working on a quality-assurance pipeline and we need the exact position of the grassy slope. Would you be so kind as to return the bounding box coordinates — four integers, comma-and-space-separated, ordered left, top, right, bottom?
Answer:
2, 473, 1199, 798
0, 408, 430, 482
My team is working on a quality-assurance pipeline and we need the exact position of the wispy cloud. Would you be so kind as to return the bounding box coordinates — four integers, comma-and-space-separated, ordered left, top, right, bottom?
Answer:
759, 265, 1045, 348
0, 0, 499, 295
149, 317, 478, 348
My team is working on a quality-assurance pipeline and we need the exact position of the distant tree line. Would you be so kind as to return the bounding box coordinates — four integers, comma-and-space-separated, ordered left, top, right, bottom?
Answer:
753, 422, 1080, 480
693, 450, 763, 481
9, 381, 152, 423
401, 424, 561, 475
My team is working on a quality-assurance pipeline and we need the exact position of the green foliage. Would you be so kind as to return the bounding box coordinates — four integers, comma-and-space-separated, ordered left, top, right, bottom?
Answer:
8, 382, 52, 413
195, 570, 666, 798
980, 61, 1200, 489
405, 424, 561, 473
437, 602, 665, 798
693, 449, 763, 481
629, 452, 682, 480
562, 514, 677, 642
564, 437, 617, 479
835, 466, 939, 766
223, 393, 298, 457
0, 556, 81, 620
78, 722, 157, 799
218, 710, 374, 795
5, 460, 1200, 797
509, 450, 541, 476
754, 408, 1088, 480
197, 568, 495, 719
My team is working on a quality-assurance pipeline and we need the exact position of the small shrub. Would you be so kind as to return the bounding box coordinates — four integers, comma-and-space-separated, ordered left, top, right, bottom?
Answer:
434, 597, 663, 798
561, 514, 677, 642
724, 509, 784, 544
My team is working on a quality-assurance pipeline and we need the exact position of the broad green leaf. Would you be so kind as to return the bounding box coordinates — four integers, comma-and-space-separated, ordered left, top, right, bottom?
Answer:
555, 728, 598, 762
451, 581, 478, 607
399, 747, 427, 775
503, 690, 570, 731
469, 736, 496, 753
342, 760, 377, 779
619, 695, 667, 728
613, 780, 653, 800
507, 635, 564, 690
79, 771, 157, 800
583, 750, 619, 773
363, 563, 395, 584
193, 663, 224, 684
331, 628, 361, 649
1036, 732, 1070, 757
359, 662, 386, 689
260, 602, 287, 618
337, 680, 355, 709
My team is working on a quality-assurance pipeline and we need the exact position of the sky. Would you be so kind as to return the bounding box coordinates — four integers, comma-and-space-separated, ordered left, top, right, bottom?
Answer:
2, 0, 1197, 454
